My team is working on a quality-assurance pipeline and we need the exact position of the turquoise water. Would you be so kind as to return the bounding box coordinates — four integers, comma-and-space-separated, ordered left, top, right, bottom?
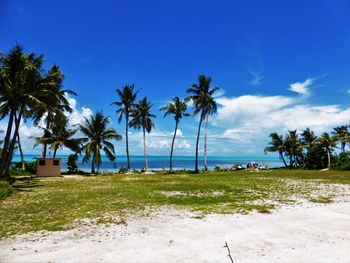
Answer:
12, 154, 283, 171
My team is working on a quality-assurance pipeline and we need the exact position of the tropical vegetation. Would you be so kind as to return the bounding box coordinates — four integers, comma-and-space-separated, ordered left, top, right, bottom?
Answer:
160, 97, 190, 173
77, 111, 122, 174
129, 97, 156, 172
1, 43, 350, 181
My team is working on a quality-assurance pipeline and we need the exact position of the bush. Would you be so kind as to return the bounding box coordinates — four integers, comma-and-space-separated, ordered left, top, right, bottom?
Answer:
67, 154, 78, 174
0, 181, 12, 201
332, 152, 350, 170
119, 167, 128, 174
214, 165, 222, 171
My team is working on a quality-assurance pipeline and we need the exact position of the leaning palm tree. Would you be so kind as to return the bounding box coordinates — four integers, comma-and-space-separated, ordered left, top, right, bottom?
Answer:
317, 132, 337, 170
160, 97, 190, 173
187, 75, 219, 172
129, 97, 156, 172
332, 126, 349, 153
33, 64, 76, 158
33, 113, 81, 158
110, 84, 139, 172
78, 111, 122, 174
0, 43, 52, 179
264, 132, 288, 167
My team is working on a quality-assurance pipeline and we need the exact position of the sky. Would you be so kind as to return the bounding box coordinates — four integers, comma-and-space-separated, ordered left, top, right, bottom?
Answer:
1, 0, 350, 157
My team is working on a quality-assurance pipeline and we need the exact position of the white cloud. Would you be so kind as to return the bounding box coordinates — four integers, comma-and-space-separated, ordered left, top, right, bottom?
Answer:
288, 78, 315, 96
211, 91, 350, 154
65, 94, 93, 125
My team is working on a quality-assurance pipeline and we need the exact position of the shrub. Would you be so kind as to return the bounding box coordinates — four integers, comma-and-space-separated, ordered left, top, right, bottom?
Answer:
119, 167, 128, 174
67, 154, 78, 174
214, 165, 222, 171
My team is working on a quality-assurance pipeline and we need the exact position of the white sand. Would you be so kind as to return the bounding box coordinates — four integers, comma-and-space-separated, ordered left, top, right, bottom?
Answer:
1, 202, 350, 263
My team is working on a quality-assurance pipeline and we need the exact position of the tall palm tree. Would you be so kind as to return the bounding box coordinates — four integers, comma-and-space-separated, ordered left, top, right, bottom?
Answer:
0, 43, 53, 179
317, 132, 337, 170
187, 75, 219, 172
264, 132, 288, 167
33, 64, 76, 158
33, 113, 81, 158
110, 84, 139, 172
332, 126, 349, 153
284, 130, 303, 168
129, 97, 156, 172
160, 97, 190, 173
78, 111, 122, 174
78, 112, 122, 174
301, 128, 317, 149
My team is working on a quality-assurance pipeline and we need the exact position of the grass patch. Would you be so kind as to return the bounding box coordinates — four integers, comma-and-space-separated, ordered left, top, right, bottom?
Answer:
0, 181, 13, 201
0, 169, 349, 238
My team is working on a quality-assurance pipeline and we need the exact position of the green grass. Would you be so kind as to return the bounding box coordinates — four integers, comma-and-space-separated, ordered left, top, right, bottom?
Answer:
0, 181, 12, 201
0, 170, 350, 238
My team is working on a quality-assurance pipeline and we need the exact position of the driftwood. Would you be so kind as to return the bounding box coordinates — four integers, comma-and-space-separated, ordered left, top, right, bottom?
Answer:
224, 242, 234, 263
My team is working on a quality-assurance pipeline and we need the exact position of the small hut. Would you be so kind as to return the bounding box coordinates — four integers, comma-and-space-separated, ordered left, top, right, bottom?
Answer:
36, 158, 62, 177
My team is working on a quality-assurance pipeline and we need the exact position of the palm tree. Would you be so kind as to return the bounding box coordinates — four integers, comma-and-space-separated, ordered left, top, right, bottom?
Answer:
284, 130, 303, 168
33, 64, 76, 158
160, 97, 190, 173
332, 126, 349, 153
317, 132, 337, 170
301, 128, 317, 149
33, 113, 81, 158
264, 132, 288, 167
110, 84, 139, 172
0, 43, 52, 179
78, 111, 122, 174
129, 97, 156, 172
187, 75, 219, 172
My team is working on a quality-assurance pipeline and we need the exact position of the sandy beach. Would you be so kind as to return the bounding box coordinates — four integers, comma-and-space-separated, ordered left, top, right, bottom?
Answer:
1, 201, 350, 263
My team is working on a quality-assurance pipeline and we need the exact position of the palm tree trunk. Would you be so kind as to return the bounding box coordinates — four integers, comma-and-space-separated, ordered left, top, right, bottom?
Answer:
53, 147, 58, 158
143, 127, 148, 171
279, 151, 288, 167
0, 110, 15, 179
91, 152, 96, 175
327, 148, 331, 170
169, 121, 178, 173
42, 115, 51, 158
16, 133, 25, 170
3, 109, 23, 178
204, 114, 209, 171
125, 112, 131, 172
195, 112, 204, 173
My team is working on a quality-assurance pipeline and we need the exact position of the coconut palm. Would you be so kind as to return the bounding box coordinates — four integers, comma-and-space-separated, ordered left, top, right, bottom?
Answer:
202, 89, 220, 171
187, 75, 219, 172
317, 132, 337, 170
110, 84, 139, 172
284, 130, 303, 168
129, 97, 156, 172
0, 43, 51, 179
33, 113, 81, 158
332, 126, 349, 153
78, 111, 122, 174
160, 97, 190, 173
33, 64, 76, 158
264, 132, 288, 167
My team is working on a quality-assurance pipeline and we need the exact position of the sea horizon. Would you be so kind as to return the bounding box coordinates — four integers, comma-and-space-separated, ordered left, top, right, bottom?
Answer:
11, 154, 284, 171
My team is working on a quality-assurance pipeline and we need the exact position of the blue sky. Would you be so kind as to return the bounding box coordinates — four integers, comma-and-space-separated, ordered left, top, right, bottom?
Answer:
1, 0, 350, 156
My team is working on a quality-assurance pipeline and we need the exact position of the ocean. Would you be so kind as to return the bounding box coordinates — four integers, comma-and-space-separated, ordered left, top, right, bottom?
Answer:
11, 154, 284, 172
